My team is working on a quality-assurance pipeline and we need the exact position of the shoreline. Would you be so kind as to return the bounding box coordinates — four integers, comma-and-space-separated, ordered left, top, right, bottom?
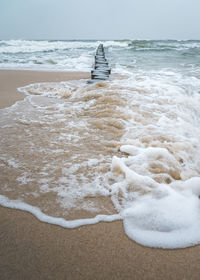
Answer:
0, 69, 90, 109
1, 69, 200, 279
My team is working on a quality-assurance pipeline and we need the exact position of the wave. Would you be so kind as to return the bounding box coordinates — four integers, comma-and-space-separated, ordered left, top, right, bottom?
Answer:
0, 39, 199, 72
0, 40, 129, 54
127, 40, 200, 52
1, 68, 200, 248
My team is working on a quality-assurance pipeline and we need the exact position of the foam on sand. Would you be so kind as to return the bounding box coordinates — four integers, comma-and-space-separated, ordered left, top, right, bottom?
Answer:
1, 58, 200, 249
0, 195, 121, 228
112, 155, 200, 248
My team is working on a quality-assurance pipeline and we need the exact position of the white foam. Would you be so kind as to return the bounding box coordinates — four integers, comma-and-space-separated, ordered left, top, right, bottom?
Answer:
0, 40, 97, 54
101, 40, 129, 48
110, 141, 200, 248
1, 51, 200, 249
0, 39, 130, 71
0, 195, 121, 228
7, 158, 19, 168
111, 148, 200, 248
122, 178, 200, 248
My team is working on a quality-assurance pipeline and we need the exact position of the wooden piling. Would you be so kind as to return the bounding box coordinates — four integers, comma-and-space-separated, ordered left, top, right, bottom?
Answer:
88, 44, 111, 83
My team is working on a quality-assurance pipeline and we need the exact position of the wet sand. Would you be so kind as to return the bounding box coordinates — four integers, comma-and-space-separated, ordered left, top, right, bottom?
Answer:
1, 70, 200, 280
0, 70, 90, 109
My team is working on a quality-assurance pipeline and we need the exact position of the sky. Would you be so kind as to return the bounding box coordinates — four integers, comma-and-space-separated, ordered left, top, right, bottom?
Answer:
0, 0, 200, 40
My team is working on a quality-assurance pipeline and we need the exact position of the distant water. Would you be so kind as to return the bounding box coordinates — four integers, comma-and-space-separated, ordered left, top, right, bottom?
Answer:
1, 40, 200, 249
0, 39, 200, 75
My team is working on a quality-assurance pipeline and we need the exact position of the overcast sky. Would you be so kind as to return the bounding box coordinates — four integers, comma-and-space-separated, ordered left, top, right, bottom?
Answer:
0, 0, 199, 40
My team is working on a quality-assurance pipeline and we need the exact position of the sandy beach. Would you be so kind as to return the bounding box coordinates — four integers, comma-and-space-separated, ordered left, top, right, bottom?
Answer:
1, 70, 200, 280
0, 70, 90, 109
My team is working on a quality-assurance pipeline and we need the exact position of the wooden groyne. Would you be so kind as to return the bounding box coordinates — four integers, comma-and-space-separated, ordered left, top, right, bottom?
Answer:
88, 44, 111, 83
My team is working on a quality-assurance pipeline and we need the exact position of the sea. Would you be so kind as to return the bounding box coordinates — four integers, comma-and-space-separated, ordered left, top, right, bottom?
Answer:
0, 39, 200, 249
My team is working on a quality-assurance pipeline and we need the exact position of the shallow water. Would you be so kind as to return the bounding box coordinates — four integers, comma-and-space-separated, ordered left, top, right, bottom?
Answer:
1, 40, 200, 248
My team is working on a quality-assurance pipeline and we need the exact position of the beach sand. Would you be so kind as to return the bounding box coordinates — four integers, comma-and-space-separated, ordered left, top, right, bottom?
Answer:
1, 70, 200, 280
0, 70, 90, 109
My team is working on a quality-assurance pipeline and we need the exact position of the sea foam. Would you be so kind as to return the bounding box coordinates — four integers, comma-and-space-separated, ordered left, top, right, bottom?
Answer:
0, 195, 121, 228
1, 40, 200, 249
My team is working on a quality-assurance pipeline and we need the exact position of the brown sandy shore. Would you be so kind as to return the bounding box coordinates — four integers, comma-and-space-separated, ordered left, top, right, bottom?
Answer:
1, 70, 200, 280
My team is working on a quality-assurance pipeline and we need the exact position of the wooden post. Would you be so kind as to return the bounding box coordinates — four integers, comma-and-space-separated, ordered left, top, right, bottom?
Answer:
88, 44, 111, 83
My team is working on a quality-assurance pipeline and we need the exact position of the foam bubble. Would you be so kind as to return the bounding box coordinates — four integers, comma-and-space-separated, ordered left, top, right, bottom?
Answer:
122, 178, 200, 248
